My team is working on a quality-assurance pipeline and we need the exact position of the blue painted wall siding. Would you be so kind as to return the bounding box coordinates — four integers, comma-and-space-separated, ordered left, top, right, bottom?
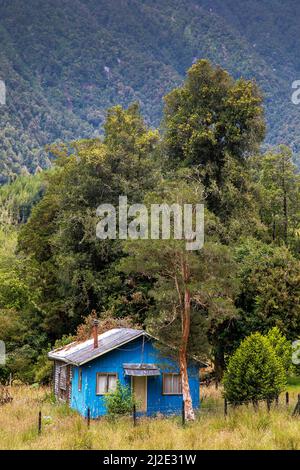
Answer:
70, 336, 200, 418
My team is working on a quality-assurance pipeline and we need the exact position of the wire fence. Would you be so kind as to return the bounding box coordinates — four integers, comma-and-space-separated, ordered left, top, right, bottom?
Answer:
79, 391, 300, 433
5, 386, 296, 437
199, 391, 300, 417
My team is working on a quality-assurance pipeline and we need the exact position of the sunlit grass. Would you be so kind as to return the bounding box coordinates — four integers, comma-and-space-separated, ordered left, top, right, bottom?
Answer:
0, 385, 300, 449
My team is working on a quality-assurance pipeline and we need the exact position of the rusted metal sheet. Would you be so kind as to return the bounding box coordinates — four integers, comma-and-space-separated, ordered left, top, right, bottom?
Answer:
123, 363, 161, 376
54, 360, 72, 402
54, 360, 63, 397
49, 328, 146, 366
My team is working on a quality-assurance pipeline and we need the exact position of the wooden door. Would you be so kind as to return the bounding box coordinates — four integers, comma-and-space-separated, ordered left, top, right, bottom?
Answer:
132, 376, 147, 412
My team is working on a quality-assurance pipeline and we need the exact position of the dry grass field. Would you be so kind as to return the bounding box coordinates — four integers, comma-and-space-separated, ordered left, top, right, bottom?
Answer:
1, 384, 300, 450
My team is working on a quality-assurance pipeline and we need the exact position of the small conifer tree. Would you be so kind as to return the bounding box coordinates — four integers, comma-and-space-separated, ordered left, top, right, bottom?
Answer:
223, 332, 286, 406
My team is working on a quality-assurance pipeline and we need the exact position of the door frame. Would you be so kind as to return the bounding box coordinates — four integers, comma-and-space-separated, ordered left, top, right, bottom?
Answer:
131, 376, 147, 412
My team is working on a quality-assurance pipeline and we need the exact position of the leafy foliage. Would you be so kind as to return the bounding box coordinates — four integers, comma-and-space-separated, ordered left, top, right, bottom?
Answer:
17, 104, 158, 340
104, 381, 136, 418
0, 57, 300, 394
250, 146, 300, 247
266, 327, 292, 376
0, 172, 47, 226
235, 238, 300, 340
223, 332, 286, 405
0, 226, 45, 383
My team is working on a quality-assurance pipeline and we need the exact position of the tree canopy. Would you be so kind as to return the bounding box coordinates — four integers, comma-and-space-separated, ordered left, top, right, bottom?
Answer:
0, 60, 299, 392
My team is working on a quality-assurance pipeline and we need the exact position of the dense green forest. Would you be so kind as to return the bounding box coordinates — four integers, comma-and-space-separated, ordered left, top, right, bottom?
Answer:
1, 0, 300, 182
0, 59, 300, 387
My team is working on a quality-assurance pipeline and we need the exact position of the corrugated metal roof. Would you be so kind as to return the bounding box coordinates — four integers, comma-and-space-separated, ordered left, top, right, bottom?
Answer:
48, 328, 146, 366
123, 363, 161, 376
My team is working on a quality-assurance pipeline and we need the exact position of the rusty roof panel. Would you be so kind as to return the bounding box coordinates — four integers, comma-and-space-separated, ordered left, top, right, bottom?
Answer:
123, 363, 161, 376
48, 328, 145, 365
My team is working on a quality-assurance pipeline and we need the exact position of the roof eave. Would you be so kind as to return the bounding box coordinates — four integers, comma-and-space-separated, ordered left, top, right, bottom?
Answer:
48, 353, 79, 366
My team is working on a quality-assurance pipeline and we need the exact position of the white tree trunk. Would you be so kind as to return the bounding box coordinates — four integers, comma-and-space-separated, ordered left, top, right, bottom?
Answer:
179, 281, 195, 421
179, 347, 195, 421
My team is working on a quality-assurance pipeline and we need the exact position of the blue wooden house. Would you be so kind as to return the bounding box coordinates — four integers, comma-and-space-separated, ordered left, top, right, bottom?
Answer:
48, 326, 203, 418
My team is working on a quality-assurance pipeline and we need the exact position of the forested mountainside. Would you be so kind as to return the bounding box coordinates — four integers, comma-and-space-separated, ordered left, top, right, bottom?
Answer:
1, 0, 300, 182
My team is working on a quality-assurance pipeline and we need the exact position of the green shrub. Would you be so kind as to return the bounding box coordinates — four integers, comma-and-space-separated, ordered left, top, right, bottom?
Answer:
34, 351, 53, 385
265, 327, 292, 375
223, 332, 286, 406
104, 381, 136, 417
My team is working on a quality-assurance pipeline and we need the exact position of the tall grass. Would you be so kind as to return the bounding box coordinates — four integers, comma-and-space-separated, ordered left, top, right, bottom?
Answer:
1, 385, 300, 450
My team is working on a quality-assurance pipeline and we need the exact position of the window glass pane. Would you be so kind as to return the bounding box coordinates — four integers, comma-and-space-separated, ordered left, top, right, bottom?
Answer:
164, 374, 172, 393
108, 375, 117, 392
173, 375, 182, 394
164, 374, 182, 394
97, 374, 107, 394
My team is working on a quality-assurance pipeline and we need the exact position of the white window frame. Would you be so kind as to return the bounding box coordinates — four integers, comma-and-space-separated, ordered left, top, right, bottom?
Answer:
96, 372, 118, 395
162, 373, 182, 395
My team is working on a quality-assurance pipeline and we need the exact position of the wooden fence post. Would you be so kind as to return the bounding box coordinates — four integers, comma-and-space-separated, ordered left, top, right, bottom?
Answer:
133, 404, 136, 427
38, 411, 42, 435
182, 400, 185, 427
286, 392, 289, 406
224, 398, 228, 417
87, 407, 91, 428
292, 394, 300, 416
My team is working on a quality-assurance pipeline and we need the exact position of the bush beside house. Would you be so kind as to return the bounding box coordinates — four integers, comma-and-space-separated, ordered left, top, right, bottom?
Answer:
223, 332, 287, 407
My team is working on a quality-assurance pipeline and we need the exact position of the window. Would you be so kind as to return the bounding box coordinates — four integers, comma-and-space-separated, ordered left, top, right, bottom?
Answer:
78, 368, 82, 392
96, 373, 117, 395
163, 373, 182, 395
